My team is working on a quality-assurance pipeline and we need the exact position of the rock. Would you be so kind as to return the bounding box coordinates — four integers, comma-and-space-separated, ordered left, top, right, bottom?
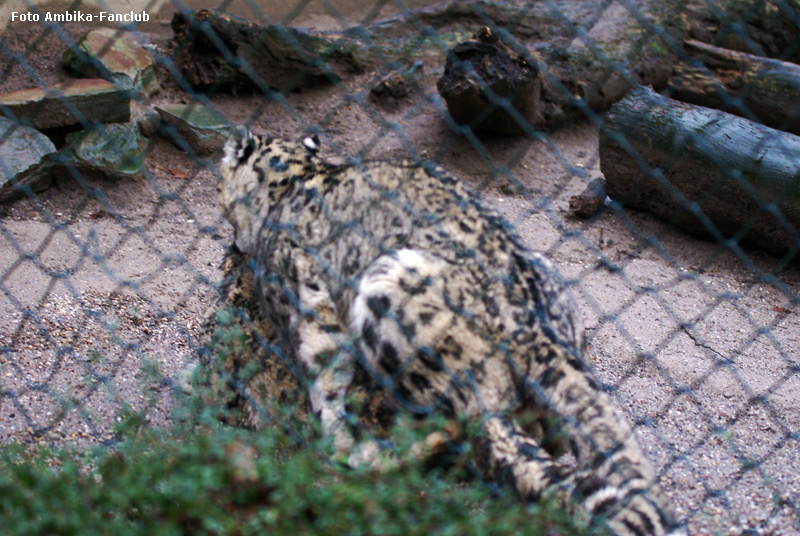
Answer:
155, 103, 230, 156
131, 100, 160, 138
569, 178, 607, 219
0, 79, 130, 130
369, 61, 423, 108
58, 123, 146, 180
436, 27, 541, 135
62, 28, 159, 97
0, 117, 56, 202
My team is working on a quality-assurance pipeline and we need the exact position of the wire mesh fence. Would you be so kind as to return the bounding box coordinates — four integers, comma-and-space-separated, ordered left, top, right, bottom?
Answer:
1, 0, 799, 534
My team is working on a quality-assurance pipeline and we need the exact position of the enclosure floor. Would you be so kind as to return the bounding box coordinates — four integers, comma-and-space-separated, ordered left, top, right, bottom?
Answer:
1, 5, 799, 535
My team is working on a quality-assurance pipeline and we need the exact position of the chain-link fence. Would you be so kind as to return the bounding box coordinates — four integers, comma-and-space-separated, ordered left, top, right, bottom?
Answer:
1, 0, 799, 534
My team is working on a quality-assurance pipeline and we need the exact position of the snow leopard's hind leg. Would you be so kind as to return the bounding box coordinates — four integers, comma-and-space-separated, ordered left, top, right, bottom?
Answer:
481, 415, 683, 536
348, 248, 685, 536
293, 254, 357, 456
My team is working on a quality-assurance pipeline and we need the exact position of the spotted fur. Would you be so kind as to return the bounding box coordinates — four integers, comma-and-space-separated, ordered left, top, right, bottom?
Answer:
216, 127, 685, 536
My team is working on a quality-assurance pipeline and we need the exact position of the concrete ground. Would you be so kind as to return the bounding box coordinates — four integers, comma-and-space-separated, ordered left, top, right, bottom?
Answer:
1, 2, 798, 534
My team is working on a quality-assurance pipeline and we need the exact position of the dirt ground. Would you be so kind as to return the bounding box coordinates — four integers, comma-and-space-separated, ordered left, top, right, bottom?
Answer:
1, 3, 799, 535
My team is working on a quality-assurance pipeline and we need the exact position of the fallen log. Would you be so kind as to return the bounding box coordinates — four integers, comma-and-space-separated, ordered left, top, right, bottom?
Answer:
372, 0, 800, 124
436, 27, 541, 134
569, 177, 607, 219
170, 9, 362, 91
669, 40, 800, 134
365, 0, 591, 43
169, 1, 678, 123
169, 1, 800, 128
681, 0, 800, 64
600, 85, 800, 259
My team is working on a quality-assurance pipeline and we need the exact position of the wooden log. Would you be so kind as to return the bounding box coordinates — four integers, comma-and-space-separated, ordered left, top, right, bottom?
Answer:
569, 178, 607, 219
366, 0, 582, 42
681, 0, 800, 64
600, 85, 800, 259
373, 0, 800, 124
669, 40, 800, 134
168, 1, 800, 128
436, 27, 541, 134
170, 9, 362, 91
169, 2, 678, 122
371, 0, 800, 126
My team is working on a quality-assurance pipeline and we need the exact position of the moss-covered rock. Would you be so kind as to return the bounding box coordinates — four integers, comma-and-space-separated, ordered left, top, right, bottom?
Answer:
155, 104, 231, 156
59, 123, 146, 180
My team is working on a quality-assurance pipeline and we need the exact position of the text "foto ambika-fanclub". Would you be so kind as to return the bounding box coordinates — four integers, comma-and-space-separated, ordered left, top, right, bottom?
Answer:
10, 10, 150, 22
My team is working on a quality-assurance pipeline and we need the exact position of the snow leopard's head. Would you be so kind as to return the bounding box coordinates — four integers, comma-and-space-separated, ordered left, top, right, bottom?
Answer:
218, 126, 321, 253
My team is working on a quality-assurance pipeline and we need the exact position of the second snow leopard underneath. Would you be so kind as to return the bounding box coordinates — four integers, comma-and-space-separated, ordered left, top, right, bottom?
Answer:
217, 127, 684, 536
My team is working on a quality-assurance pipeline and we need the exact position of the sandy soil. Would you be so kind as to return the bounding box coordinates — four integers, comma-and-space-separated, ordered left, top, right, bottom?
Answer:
1, 4, 799, 535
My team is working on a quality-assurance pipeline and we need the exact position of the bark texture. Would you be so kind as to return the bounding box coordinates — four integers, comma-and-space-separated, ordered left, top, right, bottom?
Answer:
171, 9, 362, 91
669, 40, 800, 134
600, 85, 800, 259
436, 27, 541, 134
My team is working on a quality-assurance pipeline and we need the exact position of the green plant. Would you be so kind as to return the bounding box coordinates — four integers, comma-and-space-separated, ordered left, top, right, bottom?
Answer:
0, 414, 606, 536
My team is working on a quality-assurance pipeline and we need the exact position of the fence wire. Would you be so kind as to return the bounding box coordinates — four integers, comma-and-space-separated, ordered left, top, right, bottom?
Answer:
1, 0, 800, 534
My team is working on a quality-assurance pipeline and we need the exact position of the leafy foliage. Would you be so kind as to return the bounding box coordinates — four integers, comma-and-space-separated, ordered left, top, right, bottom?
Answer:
0, 413, 606, 536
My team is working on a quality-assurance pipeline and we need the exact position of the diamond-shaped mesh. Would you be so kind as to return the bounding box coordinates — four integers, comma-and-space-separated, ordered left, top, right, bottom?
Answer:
1, 1, 799, 534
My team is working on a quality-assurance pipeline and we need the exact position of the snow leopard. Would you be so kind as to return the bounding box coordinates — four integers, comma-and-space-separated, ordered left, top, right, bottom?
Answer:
215, 126, 685, 536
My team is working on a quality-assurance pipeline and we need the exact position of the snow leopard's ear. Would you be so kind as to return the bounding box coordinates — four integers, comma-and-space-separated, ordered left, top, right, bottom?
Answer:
222, 125, 256, 167
302, 134, 320, 154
